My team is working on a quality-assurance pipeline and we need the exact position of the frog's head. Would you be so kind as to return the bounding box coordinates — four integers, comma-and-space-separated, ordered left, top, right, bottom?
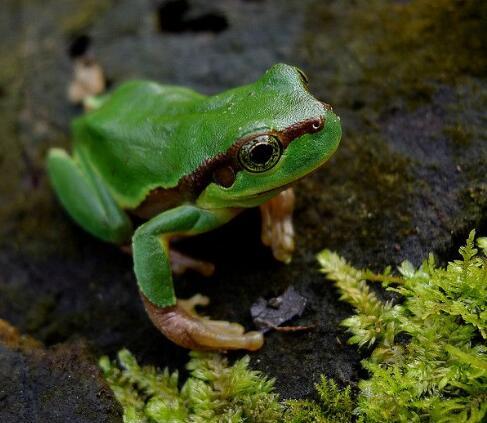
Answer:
194, 63, 341, 209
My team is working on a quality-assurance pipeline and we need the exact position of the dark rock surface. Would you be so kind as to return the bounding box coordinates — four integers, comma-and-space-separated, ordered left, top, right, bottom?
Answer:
0, 320, 122, 423
0, 0, 485, 420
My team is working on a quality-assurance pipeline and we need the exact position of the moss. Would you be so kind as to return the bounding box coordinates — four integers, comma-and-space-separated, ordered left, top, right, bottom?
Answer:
283, 377, 354, 423
100, 349, 354, 423
318, 230, 487, 422
100, 349, 283, 422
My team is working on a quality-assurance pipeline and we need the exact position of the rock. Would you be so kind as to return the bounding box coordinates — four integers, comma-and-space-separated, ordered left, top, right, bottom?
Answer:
0, 0, 485, 413
0, 320, 122, 423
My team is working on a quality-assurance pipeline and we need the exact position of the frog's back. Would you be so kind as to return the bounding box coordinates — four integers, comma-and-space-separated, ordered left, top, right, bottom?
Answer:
74, 80, 207, 208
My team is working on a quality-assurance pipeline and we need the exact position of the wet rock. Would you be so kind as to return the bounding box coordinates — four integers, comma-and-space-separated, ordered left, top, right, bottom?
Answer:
0, 320, 122, 423
0, 0, 485, 412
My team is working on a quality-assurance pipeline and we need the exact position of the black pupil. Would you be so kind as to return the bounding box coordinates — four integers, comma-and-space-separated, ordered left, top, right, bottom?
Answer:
250, 143, 274, 165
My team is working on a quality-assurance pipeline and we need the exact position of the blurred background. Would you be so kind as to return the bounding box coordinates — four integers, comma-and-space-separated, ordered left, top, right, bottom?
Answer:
0, 0, 486, 420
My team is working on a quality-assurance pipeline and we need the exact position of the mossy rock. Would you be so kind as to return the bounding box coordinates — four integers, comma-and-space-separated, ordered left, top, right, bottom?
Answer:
0, 0, 485, 419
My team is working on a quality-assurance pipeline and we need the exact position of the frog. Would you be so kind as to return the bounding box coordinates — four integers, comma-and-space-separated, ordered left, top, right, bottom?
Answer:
47, 63, 341, 351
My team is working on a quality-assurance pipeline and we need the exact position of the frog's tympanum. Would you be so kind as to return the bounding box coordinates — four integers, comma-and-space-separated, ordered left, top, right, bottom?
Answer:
47, 64, 341, 351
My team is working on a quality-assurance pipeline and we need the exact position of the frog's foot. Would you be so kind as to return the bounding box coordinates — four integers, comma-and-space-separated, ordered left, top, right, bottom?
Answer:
142, 294, 264, 351
120, 246, 215, 277
170, 250, 215, 277
259, 187, 295, 263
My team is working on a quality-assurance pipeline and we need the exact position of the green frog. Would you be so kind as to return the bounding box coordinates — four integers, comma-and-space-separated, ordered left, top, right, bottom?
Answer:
47, 64, 341, 351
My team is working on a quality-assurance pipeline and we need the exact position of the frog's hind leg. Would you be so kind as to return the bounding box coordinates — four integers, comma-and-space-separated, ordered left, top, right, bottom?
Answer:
134, 205, 264, 351
47, 148, 133, 244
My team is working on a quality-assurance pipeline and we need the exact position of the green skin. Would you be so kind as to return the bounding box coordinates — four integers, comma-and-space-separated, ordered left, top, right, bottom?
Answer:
47, 63, 341, 333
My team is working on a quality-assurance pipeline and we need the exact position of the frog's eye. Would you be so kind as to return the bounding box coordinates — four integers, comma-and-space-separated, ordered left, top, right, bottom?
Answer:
238, 135, 282, 173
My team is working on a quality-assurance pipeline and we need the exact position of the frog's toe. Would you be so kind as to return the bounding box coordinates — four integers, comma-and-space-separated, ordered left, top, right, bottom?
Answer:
178, 294, 210, 315
192, 326, 263, 351
203, 319, 246, 335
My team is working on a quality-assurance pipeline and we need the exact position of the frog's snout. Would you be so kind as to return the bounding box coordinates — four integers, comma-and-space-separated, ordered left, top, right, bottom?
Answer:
321, 101, 333, 111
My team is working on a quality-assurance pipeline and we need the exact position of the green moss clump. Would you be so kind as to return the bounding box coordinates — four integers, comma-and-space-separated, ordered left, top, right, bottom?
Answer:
100, 349, 353, 423
317, 230, 487, 422
283, 376, 354, 423
100, 349, 282, 422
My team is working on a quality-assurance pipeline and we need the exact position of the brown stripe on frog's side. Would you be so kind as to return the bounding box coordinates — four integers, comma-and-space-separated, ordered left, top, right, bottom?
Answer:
130, 185, 187, 219
131, 116, 324, 219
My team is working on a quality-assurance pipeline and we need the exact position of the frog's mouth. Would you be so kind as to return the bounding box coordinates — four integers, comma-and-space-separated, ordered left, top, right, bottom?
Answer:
245, 186, 287, 200
227, 186, 286, 208
253, 182, 294, 197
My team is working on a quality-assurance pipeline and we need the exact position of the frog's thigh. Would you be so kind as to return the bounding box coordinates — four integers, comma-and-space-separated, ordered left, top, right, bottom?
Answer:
132, 206, 234, 308
47, 148, 132, 244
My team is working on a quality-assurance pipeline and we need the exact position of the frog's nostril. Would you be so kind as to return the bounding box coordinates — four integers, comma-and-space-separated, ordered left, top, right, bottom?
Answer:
312, 121, 322, 130
321, 102, 333, 111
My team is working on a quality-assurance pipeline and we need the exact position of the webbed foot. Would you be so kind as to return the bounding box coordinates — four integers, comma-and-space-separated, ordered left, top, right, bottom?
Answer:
142, 294, 264, 351
260, 187, 295, 263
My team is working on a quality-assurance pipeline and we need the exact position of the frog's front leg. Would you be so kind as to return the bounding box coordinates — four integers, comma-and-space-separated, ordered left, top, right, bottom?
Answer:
260, 187, 295, 263
133, 205, 264, 351
47, 148, 133, 244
